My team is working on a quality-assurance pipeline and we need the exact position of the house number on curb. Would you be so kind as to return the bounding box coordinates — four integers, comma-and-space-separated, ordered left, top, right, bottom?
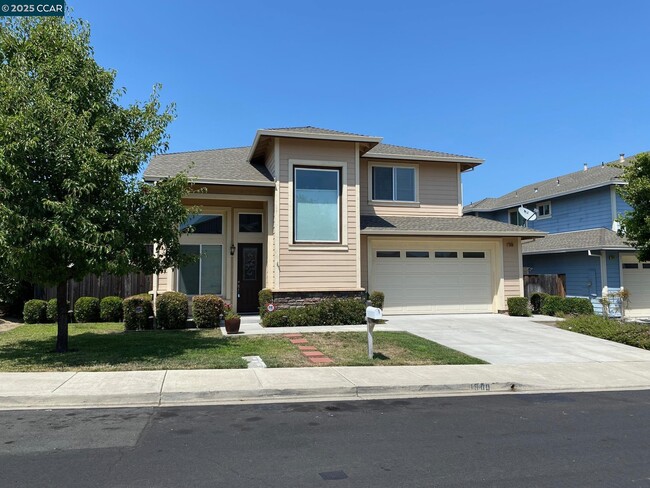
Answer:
471, 383, 491, 391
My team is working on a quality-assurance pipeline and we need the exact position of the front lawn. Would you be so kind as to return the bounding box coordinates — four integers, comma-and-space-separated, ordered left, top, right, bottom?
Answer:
0, 324, 484, 371
559, 315, 650, 349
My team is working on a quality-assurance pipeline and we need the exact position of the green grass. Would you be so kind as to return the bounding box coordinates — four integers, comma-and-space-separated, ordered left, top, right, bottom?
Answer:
0, 323, 485, 371
559, 315, 650, 349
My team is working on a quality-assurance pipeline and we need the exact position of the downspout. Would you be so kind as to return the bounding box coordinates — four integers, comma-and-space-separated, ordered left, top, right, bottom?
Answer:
587, 249, 608, 302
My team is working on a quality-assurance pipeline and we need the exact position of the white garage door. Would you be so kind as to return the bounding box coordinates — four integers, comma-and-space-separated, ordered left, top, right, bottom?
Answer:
370, 244, 494, 314
623, 260, 650, 318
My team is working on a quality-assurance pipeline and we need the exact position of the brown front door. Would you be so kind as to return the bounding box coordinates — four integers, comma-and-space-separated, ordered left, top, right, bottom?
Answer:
237, 243, 263, 313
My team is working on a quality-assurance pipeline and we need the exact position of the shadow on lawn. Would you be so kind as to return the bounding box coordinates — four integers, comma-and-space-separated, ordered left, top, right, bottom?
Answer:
0, 330, 237, 369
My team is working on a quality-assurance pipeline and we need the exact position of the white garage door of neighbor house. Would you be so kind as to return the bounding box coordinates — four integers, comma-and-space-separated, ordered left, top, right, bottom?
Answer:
622, 260, 650, 318
370, 246, 494, 314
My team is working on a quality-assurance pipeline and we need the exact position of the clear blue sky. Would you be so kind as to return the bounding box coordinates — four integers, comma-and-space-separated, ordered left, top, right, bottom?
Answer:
71, 0, 650, 205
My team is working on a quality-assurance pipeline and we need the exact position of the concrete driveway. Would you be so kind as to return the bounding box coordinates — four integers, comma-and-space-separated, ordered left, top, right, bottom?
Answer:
386, 314, 650, 364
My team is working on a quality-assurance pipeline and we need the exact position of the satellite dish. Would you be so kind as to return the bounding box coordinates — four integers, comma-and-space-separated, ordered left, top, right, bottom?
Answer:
518, 207, 537, 222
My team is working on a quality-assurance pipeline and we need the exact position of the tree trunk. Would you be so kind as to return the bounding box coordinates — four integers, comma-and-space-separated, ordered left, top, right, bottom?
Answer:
55, 281, 69, 353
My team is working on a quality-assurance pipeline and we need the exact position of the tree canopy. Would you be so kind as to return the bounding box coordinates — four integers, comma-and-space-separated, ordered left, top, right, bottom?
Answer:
617, 152, 650, 261
0, 16, 191, 351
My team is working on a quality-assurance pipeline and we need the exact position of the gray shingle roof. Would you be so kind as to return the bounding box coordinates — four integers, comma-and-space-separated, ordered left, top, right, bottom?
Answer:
464, 154, 640, 213
262, 126, 378, 138
360, 215, 545, 237
365, 143, 482, 162
522, 228, 633, 254
144, 146, 274, 185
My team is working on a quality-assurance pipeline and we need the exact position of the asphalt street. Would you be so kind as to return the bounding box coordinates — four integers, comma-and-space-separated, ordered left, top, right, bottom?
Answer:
2, 391, 650, 487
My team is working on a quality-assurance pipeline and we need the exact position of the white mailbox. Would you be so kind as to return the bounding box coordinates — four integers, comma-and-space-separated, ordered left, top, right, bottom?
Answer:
365, 306, 383, 321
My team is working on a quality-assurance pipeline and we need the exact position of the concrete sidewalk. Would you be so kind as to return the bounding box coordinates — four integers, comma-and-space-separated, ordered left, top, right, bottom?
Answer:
3, 360, 650, 410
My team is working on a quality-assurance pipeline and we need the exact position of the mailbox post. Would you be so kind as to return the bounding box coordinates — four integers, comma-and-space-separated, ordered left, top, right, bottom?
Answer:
365, 300, 383, 360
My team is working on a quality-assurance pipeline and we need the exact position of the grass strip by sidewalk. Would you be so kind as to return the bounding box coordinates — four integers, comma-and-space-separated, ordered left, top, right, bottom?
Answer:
559, 315, 650, 349
0, 324, 484, 371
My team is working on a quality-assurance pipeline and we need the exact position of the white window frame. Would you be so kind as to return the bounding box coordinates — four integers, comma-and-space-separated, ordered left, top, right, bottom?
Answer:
369, 162, 419, 204
177, 243, 225, 296
536, 201, 552, 219
508, 209, 525, 226
288, 159, 348, 248
238, 212, 264, 234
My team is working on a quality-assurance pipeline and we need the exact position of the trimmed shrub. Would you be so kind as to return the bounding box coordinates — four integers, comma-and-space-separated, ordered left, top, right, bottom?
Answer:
258, 288, 273, 317
192, 295, 225, 328
123, 295, 154, 331
540, 295, 564, 316
262, 298, 366, 327
46, 298, 58, 323
74, 297, 100, 323
530, 293, 549, 314
156, 291, 189, 329
507, 297, 531, 317
562, 297, 594, 315
100, 296, 123, 322
369, 291, 385, 309
23, 299, 46, 324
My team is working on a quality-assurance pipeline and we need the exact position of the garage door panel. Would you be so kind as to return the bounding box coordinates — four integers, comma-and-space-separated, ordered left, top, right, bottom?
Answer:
371, 244, 494, 314
623, 263, 650, 318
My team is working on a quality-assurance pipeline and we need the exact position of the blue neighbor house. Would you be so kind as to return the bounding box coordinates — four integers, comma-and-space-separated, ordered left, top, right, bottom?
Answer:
465, 153, 650, 319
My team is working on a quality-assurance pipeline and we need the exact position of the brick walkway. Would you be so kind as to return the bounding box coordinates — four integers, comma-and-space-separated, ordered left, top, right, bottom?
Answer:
284, 333, 334, 364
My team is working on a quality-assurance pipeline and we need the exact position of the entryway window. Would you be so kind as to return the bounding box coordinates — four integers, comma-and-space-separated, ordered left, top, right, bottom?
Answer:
239, 213, 262, 233
178, 244, 223, 295
294, 167, 340, 242
372, 166, 416, 202
180, 215, 223, 234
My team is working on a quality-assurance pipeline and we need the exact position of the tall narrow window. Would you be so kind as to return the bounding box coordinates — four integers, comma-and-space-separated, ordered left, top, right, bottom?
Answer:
178, 244, 223, 295
294, 167, 340, 242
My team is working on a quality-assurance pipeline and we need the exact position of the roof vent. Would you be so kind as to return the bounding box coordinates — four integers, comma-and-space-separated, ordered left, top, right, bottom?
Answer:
556, 178, 560, 186
534, 187, 538, 193
619, 153, 625, 163
583, 163, 588, 171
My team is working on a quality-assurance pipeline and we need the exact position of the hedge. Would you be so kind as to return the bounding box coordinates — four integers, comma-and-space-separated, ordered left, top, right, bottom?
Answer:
369, 291, 385, 309
258, 288, 273, 317
262, 298, 366, 327
540, 295, 594, 316
74, 297, 100, 323
23, 299, 46, 324
156, 292, 189, 329
507, 297, 531, 316
46, 298, 58, 323
123, 295, 154, 331
100, 296, 123, 322
192, 295, 225, 328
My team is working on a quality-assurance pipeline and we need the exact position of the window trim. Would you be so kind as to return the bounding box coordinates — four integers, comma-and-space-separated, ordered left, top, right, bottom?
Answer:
368, 162, 419, 204
536, 201, 552, 219
508, 209, 526, 226
289, 160, 347, 246
180, 214, 224, 235
177, 243, 224, 296
238, 212, 264, 233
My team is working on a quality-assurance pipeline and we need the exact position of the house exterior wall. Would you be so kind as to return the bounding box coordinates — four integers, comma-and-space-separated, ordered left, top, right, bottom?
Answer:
488, 187, 615, 233
615, 192, 633, 216
502, 237, 522, 300
359, 159, 460, 217
523, 252, 603, 297
275, 138, 360, 291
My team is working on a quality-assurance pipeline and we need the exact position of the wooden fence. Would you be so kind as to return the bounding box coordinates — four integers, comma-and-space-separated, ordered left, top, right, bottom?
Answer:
34, 272, 152, 302
523, 274, 566, 297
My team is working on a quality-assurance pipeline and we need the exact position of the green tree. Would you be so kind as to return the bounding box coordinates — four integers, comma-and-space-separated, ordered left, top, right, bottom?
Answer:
0, 16, 191, 352
618, 152, 650, 261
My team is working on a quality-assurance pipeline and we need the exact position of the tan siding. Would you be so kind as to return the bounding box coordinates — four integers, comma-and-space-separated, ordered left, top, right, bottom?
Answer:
157, 271, 168, 292
360, 234, 368, 290
360, 158, 459, 217
276, 138, 360, 291
503, 237, 522, 299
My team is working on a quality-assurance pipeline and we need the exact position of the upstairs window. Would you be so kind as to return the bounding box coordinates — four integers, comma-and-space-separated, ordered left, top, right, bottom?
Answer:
536, 201, 552, 218
509, 210, 525, 226
294, 167, 341, 243
372, 166, 416, 202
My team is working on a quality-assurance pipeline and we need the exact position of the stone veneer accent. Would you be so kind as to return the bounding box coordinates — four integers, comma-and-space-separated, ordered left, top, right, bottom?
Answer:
270, 290, 366, 309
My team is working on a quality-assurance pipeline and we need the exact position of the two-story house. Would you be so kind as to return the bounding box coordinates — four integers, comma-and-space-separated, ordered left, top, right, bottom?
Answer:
144, 127, 543, 315
465, 153, 650, 318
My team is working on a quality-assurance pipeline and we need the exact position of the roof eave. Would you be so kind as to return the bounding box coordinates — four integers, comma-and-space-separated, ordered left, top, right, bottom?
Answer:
360, 229, 545, 238
145, 175, 276, 187
365, 153, 484, 165
523, 246, 634, 255
248, 130, 383, 162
